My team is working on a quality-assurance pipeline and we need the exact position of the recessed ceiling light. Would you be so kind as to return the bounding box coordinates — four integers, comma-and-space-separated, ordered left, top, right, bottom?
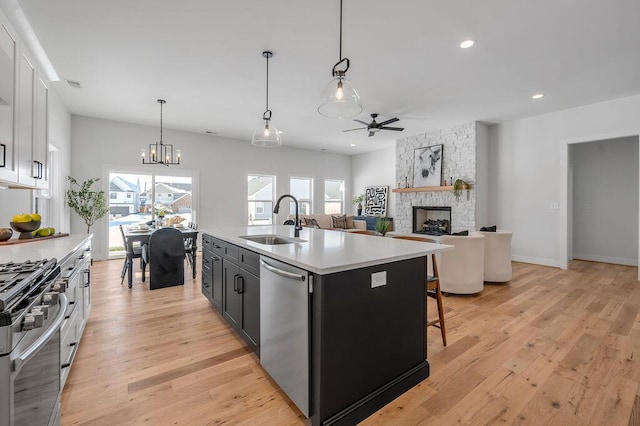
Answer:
277, 131, 283, 134
532, 93, 545, 99
350, 144, 356, 147
66, 80, 81, 88
459, 39, 476, 49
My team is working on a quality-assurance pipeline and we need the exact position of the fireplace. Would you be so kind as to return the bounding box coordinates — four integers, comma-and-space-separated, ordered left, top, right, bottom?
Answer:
413, 206, 451, 235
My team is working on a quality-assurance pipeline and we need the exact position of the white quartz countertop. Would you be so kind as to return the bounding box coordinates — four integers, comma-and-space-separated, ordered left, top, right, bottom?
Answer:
203, 226, 453, 275
0, 234, 92, 264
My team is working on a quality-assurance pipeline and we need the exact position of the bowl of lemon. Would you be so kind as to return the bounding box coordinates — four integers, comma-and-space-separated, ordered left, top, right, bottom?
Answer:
10, 213, 42, 239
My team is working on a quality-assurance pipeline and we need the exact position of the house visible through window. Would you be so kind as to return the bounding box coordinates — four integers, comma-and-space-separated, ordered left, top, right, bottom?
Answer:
324, 179, 344, 214
248, 174, 275, 225
290, 176, 312, 215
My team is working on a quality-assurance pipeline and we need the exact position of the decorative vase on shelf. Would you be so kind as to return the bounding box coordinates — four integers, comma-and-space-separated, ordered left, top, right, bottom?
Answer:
357, 204, 362, 216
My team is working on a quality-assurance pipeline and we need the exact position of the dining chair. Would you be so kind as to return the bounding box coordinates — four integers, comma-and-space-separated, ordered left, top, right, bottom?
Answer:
119, 225, 146, 285
145, 227, 185, 290
392, 235, 447, 346
184, 222, 198, 273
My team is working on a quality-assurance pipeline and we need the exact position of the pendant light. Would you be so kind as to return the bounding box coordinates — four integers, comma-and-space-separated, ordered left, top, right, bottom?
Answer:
141, 99, 181, 165
252, 51, 282, 147
318, 0, 362, 119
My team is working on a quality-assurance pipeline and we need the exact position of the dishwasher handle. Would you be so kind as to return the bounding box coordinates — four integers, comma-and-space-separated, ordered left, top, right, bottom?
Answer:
260, 259, 306, 281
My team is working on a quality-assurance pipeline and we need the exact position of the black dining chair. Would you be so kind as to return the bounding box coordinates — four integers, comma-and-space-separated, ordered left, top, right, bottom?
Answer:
184, 222, 198, 274
143, 227, 185, 290
119, 225, 146, 285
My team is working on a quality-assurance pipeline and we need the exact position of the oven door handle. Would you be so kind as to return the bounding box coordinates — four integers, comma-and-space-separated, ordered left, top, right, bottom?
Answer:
13, 293, 68, 373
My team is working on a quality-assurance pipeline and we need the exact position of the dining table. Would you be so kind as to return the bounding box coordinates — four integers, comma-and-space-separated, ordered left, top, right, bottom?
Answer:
124, 226, 198, 287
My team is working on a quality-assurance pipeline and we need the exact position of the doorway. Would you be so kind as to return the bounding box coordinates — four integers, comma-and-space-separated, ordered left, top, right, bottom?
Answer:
108, 171, 194, 258
561, 132, 640, 278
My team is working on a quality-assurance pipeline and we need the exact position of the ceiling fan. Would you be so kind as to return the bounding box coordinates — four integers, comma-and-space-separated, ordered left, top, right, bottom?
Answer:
343, 113, 405, 137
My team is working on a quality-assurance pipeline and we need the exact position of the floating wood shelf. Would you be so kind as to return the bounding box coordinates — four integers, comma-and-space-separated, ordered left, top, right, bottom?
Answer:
392, 185, 472, 193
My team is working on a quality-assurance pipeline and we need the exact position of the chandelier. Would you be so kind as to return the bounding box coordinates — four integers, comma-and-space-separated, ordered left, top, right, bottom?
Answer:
141, 99, 181, 165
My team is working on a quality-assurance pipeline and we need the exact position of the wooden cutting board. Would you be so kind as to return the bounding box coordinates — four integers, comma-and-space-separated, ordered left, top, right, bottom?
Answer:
0, 233, 70, 246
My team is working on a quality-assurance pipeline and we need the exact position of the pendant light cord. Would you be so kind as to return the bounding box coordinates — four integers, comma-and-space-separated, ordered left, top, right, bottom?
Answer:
265, 53, 269, 113
339, 0, 343, 62
159, 101, 163, 143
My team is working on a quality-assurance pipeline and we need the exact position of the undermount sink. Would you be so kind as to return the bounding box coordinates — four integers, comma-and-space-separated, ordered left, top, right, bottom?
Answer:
239, 234, 306, 245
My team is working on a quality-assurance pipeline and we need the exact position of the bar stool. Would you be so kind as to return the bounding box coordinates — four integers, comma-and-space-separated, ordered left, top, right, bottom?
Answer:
392, 235, 447, 346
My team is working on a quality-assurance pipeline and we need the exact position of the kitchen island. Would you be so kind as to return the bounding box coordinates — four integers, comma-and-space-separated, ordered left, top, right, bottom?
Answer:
202, 225, 451, 426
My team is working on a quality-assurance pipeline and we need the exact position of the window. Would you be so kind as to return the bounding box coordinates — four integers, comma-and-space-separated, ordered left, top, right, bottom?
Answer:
107, 172, 194, 257
290, 177, 313, 215
324, 179, 344, 214
248, 174, 275, 225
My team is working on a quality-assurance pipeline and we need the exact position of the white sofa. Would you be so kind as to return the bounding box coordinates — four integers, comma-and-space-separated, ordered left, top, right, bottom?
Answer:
475, 230, 513, 282
436, 233, 485, 294
287, 214, 366, 232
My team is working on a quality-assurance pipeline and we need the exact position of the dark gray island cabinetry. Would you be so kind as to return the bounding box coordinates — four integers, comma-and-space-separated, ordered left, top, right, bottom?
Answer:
201, 226, 450, 426
202, 234, 260, 354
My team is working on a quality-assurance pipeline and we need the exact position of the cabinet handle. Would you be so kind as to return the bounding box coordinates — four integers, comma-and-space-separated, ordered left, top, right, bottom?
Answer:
84, 268, 91, 285
237, 276, 244, 294
233, 274, 239, 292
61, 363, 71, 369
0, 143, 6, 168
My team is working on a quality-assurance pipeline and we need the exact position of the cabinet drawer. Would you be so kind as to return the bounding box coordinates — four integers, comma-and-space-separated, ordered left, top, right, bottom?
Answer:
222, 242, 239, 262
202, 248, 213, 275
239, 248, 260, 277
202, 234, 212, 250
210, 237, 224, 255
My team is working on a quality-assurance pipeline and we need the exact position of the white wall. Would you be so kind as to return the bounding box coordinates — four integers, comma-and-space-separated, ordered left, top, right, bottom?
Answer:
351, 147, 396, 217
571, 136, 638, 265
70, 115, 352, 260
489, 93, 640, 267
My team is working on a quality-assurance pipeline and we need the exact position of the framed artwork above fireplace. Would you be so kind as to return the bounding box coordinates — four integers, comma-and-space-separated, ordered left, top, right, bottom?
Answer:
413, 144, 443, 187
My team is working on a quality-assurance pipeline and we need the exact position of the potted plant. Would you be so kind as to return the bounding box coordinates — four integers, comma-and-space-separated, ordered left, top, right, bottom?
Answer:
66, 176, 109, 233
374, 217, 391, 236
352, 193, 365, 216
453, 179, 470, 201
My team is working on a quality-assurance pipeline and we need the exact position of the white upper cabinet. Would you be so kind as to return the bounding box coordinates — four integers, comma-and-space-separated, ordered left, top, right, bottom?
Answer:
0, 8, 50, 190
17, 46, 35, 186
0, 11, 17, 183
34, 75, 48, 189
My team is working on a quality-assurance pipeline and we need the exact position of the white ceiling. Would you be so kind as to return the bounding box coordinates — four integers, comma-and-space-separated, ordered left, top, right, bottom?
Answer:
11, 0, 640, 155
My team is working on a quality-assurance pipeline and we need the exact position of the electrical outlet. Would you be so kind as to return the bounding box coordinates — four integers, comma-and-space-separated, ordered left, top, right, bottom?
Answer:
371, 271, 387, 288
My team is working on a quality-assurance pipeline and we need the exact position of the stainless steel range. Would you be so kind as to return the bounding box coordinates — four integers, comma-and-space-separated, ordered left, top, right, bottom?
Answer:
0, 259, 67, 426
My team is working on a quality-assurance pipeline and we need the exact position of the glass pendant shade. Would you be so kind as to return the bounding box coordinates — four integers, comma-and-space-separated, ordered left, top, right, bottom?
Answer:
318, 76, 362, 119
252, 119, 282, 147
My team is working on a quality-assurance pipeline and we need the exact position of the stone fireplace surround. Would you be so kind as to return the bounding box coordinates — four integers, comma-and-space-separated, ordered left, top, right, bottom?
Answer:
394, 122, 489, 234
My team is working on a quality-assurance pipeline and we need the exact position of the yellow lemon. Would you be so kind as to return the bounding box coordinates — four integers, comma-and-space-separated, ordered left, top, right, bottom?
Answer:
12, 213, 32, 223
29, 213, 42, 222
48, 227, 55, 235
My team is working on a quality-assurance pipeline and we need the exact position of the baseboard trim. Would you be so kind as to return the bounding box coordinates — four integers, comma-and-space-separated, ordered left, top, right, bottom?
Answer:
511, 255, 562, 268
572, 253, 638, 267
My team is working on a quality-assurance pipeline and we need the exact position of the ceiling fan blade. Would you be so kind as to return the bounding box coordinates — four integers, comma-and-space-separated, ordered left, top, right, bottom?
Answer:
377, 117, 399, 126
380, 126, 405, 131
368, 131, 375, 137
353, 119, 370, 126
343, 127, 368, 132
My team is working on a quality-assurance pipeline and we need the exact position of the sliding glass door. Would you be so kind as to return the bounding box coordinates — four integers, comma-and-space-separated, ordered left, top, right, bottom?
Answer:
108, 171, 194, 257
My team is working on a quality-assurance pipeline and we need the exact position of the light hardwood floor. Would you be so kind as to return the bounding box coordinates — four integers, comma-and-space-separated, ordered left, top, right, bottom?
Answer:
61, 255, 640, 425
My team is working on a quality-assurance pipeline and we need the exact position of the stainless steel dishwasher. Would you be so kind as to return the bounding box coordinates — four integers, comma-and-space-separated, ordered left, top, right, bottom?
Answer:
260, 256, 310, 418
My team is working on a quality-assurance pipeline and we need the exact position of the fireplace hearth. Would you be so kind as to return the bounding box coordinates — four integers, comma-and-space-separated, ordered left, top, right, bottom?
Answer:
413, 206, 451, 235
